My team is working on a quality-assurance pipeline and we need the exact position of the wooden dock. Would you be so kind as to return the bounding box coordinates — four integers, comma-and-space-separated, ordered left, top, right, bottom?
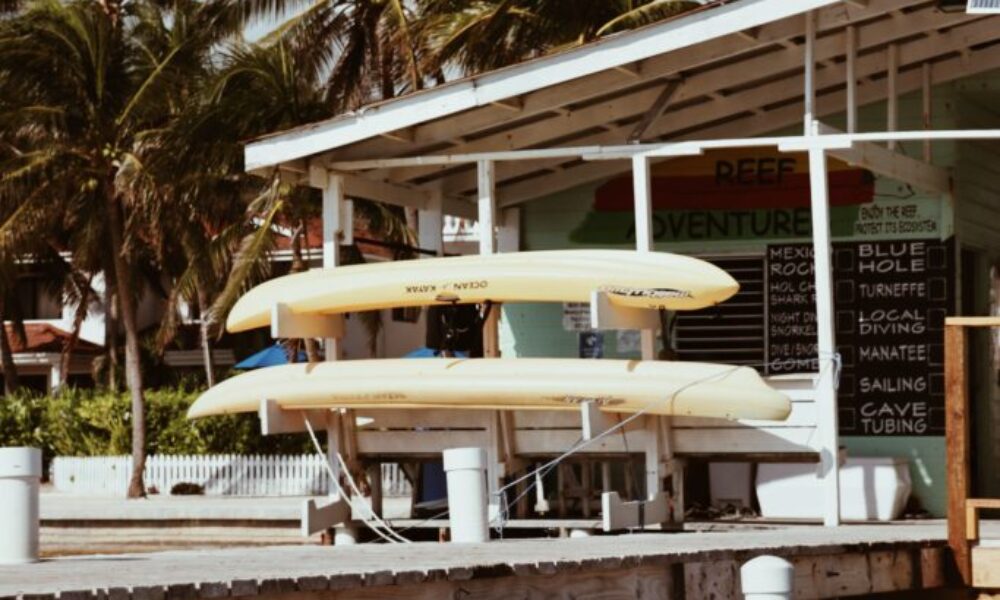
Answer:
2, 521, 987, 600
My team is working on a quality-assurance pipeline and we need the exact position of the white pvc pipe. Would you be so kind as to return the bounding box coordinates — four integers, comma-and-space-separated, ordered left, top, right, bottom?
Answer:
741, 555, 793, 600
0, 447, 41, 564
443, 447, 489, 543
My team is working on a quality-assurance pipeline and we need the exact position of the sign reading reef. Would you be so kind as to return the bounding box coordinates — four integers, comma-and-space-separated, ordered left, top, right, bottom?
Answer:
766, 239, 953, 437
570, 149, 944, 243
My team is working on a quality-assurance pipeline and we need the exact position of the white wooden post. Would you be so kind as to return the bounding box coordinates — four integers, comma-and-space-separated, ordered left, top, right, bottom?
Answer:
845, 25, 857, 134
631, 155, 672, 513
477, 161, 497, 256
804, 11, 816, 135
309, 164, 346, 359
887, 44, 898, 151
309, 164, 353, 540
476, 160, 504, 505
806, 122, 841, 527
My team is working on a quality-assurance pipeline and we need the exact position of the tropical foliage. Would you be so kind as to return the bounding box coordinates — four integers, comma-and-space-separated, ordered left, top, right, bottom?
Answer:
0, 0, 696, 495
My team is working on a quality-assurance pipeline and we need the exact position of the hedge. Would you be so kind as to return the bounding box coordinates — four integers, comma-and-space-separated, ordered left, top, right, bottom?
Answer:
0, 386, 312, 463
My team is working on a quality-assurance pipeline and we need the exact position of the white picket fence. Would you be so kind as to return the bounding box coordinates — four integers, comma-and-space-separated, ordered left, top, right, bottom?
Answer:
51, 455, 412, 497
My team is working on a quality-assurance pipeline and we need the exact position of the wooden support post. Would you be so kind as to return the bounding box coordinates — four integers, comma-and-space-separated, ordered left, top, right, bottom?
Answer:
632, 154, 674, 523
804, 11, 817, 135
326, 410, 344, 502
846, 25, 858, 134
945, 323, 971, 584
367, 462, 383, 518
477, 160, 497, 256
308, 164, 354, 534
806, 126, 841, 528
310, 166, 346, 360
476, 160, 505, 503
887, 44, 899, 151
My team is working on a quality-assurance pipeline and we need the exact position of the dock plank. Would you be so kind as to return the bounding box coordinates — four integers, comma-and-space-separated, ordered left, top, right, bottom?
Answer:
0, 522, 983, 599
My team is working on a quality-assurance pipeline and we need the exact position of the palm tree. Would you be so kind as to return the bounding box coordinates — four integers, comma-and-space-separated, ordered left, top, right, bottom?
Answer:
419, 0, 698, 76
0, 0, 237, 497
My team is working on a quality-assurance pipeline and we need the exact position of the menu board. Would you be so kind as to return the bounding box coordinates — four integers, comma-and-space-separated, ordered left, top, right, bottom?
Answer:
766, 239, 953, 436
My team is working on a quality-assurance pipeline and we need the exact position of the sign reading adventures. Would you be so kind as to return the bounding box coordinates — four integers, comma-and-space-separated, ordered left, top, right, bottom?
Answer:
570, 149, 944, 243
766, 239, 953, 437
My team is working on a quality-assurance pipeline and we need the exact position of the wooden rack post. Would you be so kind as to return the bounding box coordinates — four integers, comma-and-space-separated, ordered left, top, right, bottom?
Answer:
945, 316, 1000, 587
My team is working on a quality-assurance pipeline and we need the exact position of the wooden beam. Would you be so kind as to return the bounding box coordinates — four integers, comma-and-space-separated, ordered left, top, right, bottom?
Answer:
804, 11, 817, 133
614, 63, 642, 78
271, 303, 344, 339
887, 43, 899, 150
246, 0, 847, 169
379, 128, 415, 143
945, 323, 971, 585
820, 125, 950, 194
628, 78, 683, 144
846, 24, 858, 133
491, 97, 523, 112
945, 316, 1000, 327
382, 2, 969, 185
423, 10, 987, 194
339, 172, 430, 211
495, 36, 1000, 207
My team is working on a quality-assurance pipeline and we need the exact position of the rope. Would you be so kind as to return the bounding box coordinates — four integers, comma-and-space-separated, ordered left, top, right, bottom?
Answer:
302, 415, 410, 544
301, 356, 841, 538
491, 364, 748, 530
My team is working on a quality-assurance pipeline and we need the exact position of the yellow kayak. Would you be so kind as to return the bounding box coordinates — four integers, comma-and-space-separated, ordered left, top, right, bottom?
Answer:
187, 358, 790, 422
225, 250, 739, 333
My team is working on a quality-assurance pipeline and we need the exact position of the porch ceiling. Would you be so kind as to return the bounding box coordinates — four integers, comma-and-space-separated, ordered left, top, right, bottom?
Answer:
248, 0, 1000, 211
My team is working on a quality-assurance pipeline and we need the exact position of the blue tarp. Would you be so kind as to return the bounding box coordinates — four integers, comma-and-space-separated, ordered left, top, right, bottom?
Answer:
234, 344, 307, 369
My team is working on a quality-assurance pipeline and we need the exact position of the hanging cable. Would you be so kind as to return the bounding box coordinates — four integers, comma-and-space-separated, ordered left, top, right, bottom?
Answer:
303, 415, 410, 544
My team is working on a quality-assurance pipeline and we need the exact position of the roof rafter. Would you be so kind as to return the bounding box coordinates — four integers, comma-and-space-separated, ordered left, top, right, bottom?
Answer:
426, 14, 992, 195
495, 40, 1000, 207
248, 0, 853, 169
367, 2, 970, 186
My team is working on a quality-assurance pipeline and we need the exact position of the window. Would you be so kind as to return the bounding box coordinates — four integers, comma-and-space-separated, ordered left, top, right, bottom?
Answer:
672, 255, 766, 370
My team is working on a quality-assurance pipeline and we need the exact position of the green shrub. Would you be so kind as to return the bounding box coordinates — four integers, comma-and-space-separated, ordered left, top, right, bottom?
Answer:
0, 386, 313, 464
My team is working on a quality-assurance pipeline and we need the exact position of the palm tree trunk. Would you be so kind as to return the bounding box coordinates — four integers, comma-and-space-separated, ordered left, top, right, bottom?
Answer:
106, 189, 147, 499
0, 307, 19, 395
106, 288, 120, 391
60, 278, 92, 390
196, 287, 216, 387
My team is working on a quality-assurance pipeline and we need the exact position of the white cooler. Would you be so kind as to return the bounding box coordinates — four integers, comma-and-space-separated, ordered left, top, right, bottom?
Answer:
756, 457, 911, 521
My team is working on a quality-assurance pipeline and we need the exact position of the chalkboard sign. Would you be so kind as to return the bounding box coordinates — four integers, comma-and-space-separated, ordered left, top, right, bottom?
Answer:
766, 239, 953, 436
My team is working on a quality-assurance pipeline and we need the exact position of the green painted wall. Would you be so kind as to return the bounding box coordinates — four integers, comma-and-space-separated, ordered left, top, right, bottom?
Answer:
501, 74, 1000, 517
